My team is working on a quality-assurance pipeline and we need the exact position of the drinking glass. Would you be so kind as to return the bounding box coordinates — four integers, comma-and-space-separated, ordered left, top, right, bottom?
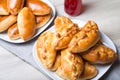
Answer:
64, 0, 82, 16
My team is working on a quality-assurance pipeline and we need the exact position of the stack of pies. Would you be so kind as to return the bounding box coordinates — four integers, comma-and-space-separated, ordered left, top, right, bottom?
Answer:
0, 0, 52, 41
36, 16, 118, 80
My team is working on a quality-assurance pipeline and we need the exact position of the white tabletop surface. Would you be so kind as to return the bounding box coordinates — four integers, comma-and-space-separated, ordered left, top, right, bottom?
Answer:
0, 0, 120, 80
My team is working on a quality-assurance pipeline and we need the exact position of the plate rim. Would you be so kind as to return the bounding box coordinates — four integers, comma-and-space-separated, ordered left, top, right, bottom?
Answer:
32, 19, 117, 80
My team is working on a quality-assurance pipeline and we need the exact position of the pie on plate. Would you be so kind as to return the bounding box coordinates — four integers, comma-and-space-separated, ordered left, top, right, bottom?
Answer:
33, 18, 117, 80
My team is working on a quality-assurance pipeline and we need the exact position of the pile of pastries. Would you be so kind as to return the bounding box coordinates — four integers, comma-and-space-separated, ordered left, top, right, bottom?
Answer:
36, 16, 118, 80
0, 0, 52, 41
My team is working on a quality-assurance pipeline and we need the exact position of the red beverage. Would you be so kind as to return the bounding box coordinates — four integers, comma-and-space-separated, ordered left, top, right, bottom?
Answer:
64, 0, 82, 16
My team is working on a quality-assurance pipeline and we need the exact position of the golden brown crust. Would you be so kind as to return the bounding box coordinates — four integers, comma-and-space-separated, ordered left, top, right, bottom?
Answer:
26, 0, 51, 15
54, 16, 73, 33
51, 53, 61, 71
36, 31, 57, 70
53, 23, 79, 50
35, 13, 51, 29
7, 23, 20, 40
7, 0, 24, 15
53, 16, 79, 50
68, 20, 100, 53
0, 15, 17, 32
79, 62, 98, 80
17, 7, 36, 41
0, 0, 9, 15
35, 16, 118, 80
82, 41, 118, 64
56, 49, 84, 80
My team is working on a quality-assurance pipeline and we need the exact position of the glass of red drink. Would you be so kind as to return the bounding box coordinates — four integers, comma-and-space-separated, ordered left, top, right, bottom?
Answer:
64, 0, 82, 16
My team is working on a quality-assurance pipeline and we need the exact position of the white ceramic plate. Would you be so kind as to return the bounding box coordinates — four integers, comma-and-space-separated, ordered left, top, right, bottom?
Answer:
33, 19, 117, 80
0, 0, 56, 43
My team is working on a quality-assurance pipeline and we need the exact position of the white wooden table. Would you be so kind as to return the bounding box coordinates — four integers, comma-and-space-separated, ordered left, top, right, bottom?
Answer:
0, 0, 120, 80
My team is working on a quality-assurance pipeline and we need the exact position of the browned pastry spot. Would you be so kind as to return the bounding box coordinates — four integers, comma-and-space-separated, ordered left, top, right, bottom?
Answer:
0, 0, 9, 15
0, 15, 17, 32
35, 13, 51, 29
7, 0, 24, 15
51, 53, 61, 71
82, 41, 118, 64
68, 20, 100, 53
26, 0, 51, 15
36, 31, 57, 70
78, 62, 98, 80
56, 49, 84, 80
54, 16, 73, 33
53, 16, 79, 50
7, 23, 20, 40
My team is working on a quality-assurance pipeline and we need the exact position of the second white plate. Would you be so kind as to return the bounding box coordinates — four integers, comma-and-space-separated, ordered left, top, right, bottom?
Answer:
0, 0, 56, 43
